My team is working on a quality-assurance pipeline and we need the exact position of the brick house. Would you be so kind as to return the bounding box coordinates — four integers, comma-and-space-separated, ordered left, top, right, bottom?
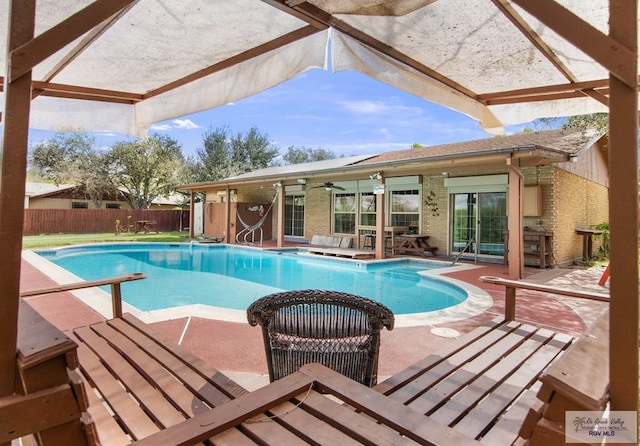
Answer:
179, 128, 608, 269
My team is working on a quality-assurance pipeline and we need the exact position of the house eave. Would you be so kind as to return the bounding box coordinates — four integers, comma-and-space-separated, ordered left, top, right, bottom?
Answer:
176, 146, 570, 193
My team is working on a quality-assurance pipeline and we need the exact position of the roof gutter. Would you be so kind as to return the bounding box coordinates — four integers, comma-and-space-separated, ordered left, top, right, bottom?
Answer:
175, 144, 566, 192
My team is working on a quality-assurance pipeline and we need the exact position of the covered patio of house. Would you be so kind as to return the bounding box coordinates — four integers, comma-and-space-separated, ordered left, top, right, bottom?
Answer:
2, 1, 637, 444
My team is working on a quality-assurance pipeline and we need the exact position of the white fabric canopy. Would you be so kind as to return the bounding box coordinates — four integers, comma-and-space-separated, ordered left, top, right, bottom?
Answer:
0, 0, 622, 136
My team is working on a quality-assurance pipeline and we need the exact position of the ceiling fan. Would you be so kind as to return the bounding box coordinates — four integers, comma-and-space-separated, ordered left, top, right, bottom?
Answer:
312, 182, 345, 191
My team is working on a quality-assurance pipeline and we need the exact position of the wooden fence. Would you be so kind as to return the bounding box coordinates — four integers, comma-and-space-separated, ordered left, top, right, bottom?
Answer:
23, 209, 186, 235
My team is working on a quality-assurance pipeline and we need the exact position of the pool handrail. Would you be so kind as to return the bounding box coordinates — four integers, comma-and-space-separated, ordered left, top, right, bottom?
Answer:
20, 272, 147, 319
479, 275, 609, 321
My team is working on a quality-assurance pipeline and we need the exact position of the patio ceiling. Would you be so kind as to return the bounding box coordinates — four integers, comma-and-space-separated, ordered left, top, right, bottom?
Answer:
0, 0, 630, 136
1, 0, 637, 418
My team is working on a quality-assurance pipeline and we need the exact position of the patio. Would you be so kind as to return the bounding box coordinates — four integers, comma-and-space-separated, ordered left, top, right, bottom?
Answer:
20, 254, 609, 390
2, 1, 636, 443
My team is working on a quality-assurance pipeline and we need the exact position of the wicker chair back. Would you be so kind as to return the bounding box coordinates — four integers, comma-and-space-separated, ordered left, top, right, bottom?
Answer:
247, 289, 394, 386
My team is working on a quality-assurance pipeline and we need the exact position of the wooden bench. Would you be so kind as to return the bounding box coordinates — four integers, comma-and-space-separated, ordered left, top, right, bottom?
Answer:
372, 275, 610, 445
14, 273, 300, 445
374, 317, 574, 444
65, 313, 251, 444
307, 246, 375, 259
309, 234, 354, 248
7, 300, 89, 445
523, 311, 610, 445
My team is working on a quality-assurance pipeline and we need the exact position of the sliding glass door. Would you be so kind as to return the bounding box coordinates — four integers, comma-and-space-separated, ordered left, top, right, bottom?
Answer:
284, 194, 305, 237
451, 192, 507, 256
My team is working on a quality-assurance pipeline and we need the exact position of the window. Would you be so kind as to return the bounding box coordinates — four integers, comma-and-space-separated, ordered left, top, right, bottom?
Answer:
390, 190, 420, 228
359, 192, 376, 226
333, 193, 356, 234
284, 194, 305, 237
106, 203, 121, 209
71, 202, 88, 209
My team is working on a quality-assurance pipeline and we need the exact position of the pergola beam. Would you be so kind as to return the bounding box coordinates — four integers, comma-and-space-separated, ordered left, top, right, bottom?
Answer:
491, 0, 577, 83
144, 25, 323, 100
513, 0, 637, 89
606, 0, 639, 413
9, 0, 137, 82
265, 0, 478, 101
0, 0, 35, 396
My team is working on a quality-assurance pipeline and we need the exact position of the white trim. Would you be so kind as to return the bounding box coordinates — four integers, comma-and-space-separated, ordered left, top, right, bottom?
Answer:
445, 174, 508, 193
284, 185, 305, 193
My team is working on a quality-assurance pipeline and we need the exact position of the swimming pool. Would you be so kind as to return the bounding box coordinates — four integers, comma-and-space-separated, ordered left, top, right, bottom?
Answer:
31, 243, 492, 324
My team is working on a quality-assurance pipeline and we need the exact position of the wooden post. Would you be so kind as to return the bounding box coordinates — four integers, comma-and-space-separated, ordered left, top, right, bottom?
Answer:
608, 0, 639, 414
504, 286, 516, 321
0, 0, 35, 397
375, 176, 386, 260
110, 283, 123, 319
225, 186, 232, 243
276, 185, 285, 247
507, 158, 524, 279
189, 190, 195, 239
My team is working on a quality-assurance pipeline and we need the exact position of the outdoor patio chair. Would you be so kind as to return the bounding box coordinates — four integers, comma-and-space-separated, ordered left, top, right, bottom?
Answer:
247, 289, 394, 387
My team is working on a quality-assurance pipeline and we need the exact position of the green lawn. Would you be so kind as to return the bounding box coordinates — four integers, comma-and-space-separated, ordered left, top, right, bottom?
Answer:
22, 231, 193, 249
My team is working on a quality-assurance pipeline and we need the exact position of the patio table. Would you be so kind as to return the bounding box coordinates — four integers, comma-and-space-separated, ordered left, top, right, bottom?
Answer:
393, 234, 438, 256
356, 225, 408, 250
134, 220, 157, 234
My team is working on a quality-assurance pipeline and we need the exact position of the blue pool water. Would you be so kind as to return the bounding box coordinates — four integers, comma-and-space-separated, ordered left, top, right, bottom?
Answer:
35, 243, 467, 315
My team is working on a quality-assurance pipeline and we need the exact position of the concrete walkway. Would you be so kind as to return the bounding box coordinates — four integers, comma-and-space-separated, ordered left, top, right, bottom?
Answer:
20, 253, 609, 390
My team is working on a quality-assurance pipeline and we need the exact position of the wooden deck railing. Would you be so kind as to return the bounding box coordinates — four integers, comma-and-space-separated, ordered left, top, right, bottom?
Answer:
20, 272, 147, 319
479, 275, 609, 321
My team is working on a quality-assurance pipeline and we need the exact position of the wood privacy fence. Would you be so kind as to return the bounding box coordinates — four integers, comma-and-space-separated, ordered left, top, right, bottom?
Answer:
23, 209, 185, 235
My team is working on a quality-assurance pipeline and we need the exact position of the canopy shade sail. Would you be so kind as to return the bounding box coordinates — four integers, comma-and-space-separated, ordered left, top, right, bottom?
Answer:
0, 0, 627, 136
1, 0, 637, 425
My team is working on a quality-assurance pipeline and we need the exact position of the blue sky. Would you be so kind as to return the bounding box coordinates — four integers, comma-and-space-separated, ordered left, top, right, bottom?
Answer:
29, 69, 538, 159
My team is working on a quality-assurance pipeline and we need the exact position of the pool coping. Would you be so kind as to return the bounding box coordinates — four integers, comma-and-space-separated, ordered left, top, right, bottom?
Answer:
22, 245, 494, 328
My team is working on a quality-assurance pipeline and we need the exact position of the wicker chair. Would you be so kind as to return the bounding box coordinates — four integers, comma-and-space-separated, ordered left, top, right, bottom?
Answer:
247, 289, 394, 387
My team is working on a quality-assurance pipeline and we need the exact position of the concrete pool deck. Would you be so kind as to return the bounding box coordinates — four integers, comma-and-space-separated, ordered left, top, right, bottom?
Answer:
20, 248, 609, 390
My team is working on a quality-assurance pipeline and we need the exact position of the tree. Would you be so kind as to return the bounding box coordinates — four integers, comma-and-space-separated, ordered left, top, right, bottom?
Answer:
190, 126, 279, 181
280, 146, 337, 164
29, 132, 116, 208
110, 134, 185, 209
565, 113, 609, 132
538, 113, 608, 132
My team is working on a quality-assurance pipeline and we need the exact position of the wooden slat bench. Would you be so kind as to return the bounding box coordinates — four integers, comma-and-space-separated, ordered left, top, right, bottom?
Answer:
16, 273, 310, 445
523, 311, 610, 445
374, 317, 574, 444
372, 275, 610, 445
65, 313, 251, 444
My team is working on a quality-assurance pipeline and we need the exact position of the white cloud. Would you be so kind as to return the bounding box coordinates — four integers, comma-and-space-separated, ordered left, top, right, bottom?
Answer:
150, 123, 173, 131
149, 119, 201, 131
340, 100, 389, 114
173, 119, 201, 129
